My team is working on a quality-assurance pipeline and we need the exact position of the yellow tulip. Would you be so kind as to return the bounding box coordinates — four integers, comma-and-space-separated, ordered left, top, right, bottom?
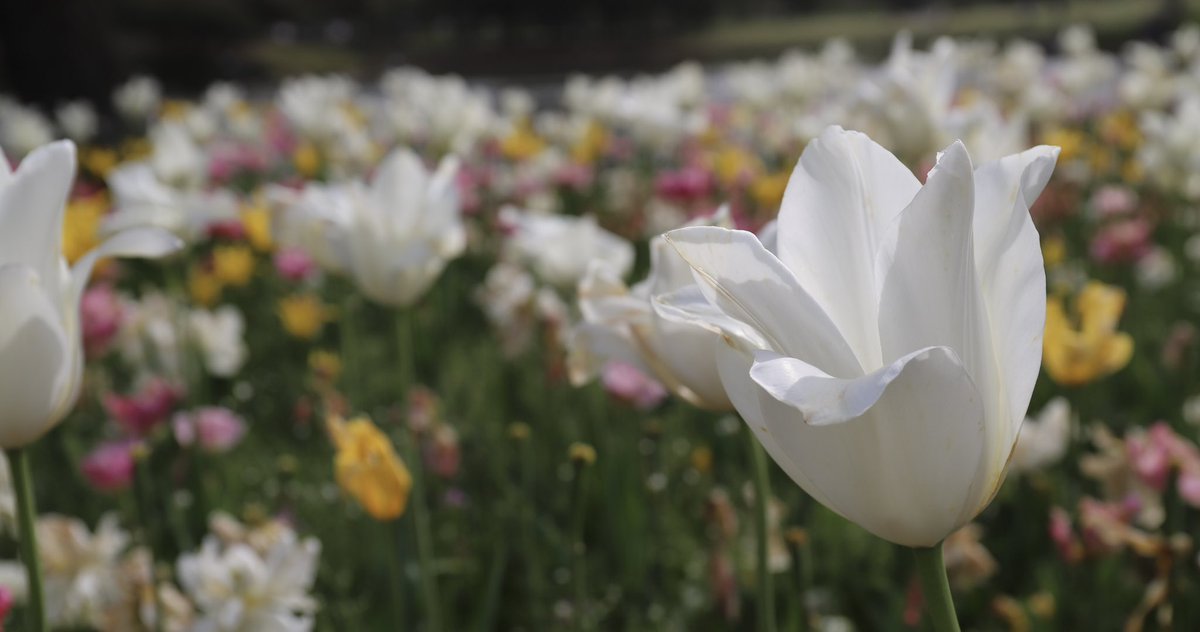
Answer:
1043, 281, 1134, 386
211, 245, 256, 287
188, 266, 223, 306
500, 121, 546, 161
278, 294, 334, 340
62, 195, 106, 264
328, 415, 412, 521
241, 203, 274, 252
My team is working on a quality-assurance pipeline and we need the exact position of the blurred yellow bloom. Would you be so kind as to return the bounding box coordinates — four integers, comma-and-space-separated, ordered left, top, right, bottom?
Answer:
1100, 110, 1141, 151
328, 415, 412, 521
568, 442, 597, 465
294, 142, 321, 178
1123, 159, 1144, 184
121, 138, 152, 162
80, 147, 119, 178
62, 195, 106, 264
160, 99, 190, 120
212, 245, 256, 287
690, 446, 713, 474
1041, 235, 1067, 268
278, 294, 334, 340
241, 203, 274, 252
188, 267, 223, 306
571, 122, 609, 164
500, 121, 546, 161
750, 171, 789, 211
1044, 281, 1134, 386
1042, 128, 1085, 163
713, 146, 762, 187
309, 350, 342, 382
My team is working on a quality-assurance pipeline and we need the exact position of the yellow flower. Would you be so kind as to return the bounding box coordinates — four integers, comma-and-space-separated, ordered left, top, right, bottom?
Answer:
328, 415, 412, 521
690, 446, 713, 474
62, 195, 107, 264
500, 121, 547, 161
571, 122, 609, 165
1043, 281, 1134, 386
568, 442, 597, 465
713, 146, 762, 187
1041, 235, 1067, 268
278, 294, 334, 340
241, 203, 274, 252
309, 350, 342, 382
750, 171, 790, 211
188, 267, 223, 306
160, 99, 190, 120
212, 245, 256, 287
1041, 128, 1086, 163
80, 147, 119, 178
294, 142, 321, 178
1100, 110, 1141, 151
120, 138, 152, 162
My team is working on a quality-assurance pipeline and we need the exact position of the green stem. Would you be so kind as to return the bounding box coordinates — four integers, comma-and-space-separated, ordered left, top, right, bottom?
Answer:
340, 293, 361, 406
386, 520, 407, 629
747, 432, 776, 632
405, 438, 441, 631
8, 448, 45, 632
912, 543, 961, 632
570, 461, 592, 630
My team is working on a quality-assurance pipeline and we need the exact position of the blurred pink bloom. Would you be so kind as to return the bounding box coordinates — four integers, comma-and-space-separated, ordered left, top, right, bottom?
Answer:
1090, 185, 1138, 218
208, 144, 269, 184
103, 378, 184, 436
1127, 432, 1171, 491
602, 361, 667, 411
456, 167, 487, 215
1178, 471, 1200, 507
81, 440, 137, 492
555, 164, 594, 190
81, 285, 123, 358
0, 583, 13, 628
173, 407, 247, 453
655, 166, 714, 202
273, 247, 317, 282
1089, 218, 1153, 264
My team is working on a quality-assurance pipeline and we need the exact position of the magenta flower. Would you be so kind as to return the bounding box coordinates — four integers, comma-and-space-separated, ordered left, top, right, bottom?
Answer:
601, 361, 668, 411
273, 247, 317, 282
103, 378, 184, 436
81, 285, 123, 358
81, 440, 137, 492
174, 406, 247, 453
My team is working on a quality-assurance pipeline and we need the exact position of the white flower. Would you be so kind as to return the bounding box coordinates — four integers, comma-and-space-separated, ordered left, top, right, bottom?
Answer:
55, 101, 99, 144
501, 206, 633, 289
32, 514, 132, 629
0, 141, 180, 447
0, 100, 55, 158
188, 306, 249, 378
1011, 397, 1072, 473
274, 148, 465, 307
178, 531, 320, 632
113, 75, 163, 123
657, 126, 1058, 547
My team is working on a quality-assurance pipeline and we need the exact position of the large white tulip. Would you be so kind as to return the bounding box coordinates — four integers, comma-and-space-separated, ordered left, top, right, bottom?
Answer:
273, 148, 464, 307
0, 141, 181, 448
656, 126, 1058, 547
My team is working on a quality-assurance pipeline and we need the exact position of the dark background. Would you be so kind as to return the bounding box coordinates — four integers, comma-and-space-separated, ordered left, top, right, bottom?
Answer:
0, 0, 1190, 108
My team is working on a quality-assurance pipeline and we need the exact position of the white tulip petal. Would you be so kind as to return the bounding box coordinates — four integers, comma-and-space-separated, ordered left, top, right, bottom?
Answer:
972, 147, 1058, 445
0, 147, 11, 184
664, 226, 860, 377
714, 342, 836, 510
750, 345, 988, 547
776, 126, 921, 368
370, 148, 427, 232
0, 264, 72, 448
0, 140, 76, 299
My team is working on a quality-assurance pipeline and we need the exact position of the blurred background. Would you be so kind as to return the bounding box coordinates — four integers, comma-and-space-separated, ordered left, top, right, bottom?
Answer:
1, 0, 1193, 107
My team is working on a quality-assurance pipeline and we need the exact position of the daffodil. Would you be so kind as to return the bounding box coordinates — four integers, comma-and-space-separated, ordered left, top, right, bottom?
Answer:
1043, 281, 1134, 386
327, 415, 412, 521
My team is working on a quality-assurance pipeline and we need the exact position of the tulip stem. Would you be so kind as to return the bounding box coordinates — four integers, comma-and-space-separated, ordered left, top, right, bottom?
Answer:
8, 448, 46, 632
912, 543, 960, 632
746, 432, 776, 632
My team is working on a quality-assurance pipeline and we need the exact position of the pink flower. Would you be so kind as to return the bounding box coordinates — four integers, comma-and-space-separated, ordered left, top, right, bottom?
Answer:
1089, 218, 1153, 264
1127, 432, 1171, 491
424, 425, 461, 480
206, 219, 247, 241
81, 440, 137, 492
0, 584, 13, 628
655, 166, 713, 202
601, 361, 668, 411
103, 378, 184, 436
173, 407, 247, 453
81, 285, 123, 358
273, 247, 317, 282
1048, 506, 1080, 562
1089, 185, 1138, 218
555, 164, 594, 190
1178, 470, 1200, 507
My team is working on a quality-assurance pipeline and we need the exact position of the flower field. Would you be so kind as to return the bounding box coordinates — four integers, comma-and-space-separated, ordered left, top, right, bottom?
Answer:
2, 22, 1200, 631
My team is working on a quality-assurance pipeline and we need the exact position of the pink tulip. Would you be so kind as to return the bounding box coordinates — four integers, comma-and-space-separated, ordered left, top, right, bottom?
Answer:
103, 378, 184, 436
1089, 218, 1153, 264
81, 285, 123, 358
273, 247, 317, 282
655, 166, 713, 202
174, 407, 247, 453
81, 440, 137, 492
601, 361, 667, 411
1089, 185, 1138, 218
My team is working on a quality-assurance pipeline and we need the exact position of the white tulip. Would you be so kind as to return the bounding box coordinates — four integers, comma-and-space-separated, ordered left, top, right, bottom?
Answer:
0, 141, 180, 448
501, 206, 633, 289
274, 148, 464, 307
656, 126, 1058, 547
569, 209, 735, 411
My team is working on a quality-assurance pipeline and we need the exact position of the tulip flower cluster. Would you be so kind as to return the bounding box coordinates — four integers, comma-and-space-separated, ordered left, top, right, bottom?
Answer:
0, 20, 1199, 631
